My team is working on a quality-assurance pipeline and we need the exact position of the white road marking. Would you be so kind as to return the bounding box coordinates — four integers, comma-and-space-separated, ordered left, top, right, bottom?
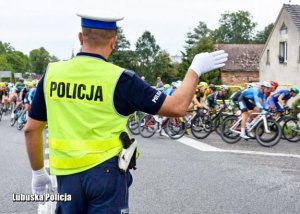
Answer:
177, 136, 300, 159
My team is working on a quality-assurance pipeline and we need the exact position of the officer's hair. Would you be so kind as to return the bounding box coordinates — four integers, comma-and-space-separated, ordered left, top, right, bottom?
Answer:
82, 27, 117, 47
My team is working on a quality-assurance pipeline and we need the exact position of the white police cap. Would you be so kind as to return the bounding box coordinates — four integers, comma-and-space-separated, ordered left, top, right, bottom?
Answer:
76, 10, 124, 30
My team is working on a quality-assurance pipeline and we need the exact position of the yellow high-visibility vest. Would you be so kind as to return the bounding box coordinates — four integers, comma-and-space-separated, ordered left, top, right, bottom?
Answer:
44, 56, 128, 175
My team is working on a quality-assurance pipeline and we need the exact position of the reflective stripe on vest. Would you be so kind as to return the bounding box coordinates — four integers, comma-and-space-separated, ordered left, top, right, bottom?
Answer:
44, 56, 128, 175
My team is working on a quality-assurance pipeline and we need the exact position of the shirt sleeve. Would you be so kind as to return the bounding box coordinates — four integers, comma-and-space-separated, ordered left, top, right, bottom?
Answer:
114, 71, 166, 116
28, 75, 47, 121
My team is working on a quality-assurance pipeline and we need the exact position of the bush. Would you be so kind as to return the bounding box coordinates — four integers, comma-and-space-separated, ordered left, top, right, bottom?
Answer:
291, 98, 300, 118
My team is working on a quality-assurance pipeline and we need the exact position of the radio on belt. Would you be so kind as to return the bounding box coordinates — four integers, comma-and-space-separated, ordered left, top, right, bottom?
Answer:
118, 132, 138, 171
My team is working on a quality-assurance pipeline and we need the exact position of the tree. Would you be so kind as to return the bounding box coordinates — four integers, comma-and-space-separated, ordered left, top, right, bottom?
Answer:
0, 55, 13, 71
184, 21, 210, 50
152, 50, 178, 84
214, 10, 257, 43
29, 47, 50, 74
6, 51, 29, 73
110, 27, 137, 70
135, 31, 160, 84
254, 23, 274, 44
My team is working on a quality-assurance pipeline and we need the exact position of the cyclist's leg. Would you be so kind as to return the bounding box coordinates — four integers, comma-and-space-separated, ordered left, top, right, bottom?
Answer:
238, 96, 250, 139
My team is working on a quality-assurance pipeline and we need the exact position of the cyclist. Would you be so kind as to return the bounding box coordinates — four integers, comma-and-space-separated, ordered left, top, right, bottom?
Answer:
11, 80, 30, 119
14, 78, 26, 99
0, 82, 7, 111
18, 81, 36, 125
206, 84, 228, 109
268, 86, 299, 113
265, 81, 279, 99
165, 81, 180, 96
238, 81, 271, 139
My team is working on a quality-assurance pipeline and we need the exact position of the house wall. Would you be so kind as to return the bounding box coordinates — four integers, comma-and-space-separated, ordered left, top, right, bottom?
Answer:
221, 70, 259, 87
260, 8, 300, 87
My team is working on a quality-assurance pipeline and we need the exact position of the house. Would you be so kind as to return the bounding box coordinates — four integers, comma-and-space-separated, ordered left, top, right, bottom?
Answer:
0, 71, 12, 81
216, 44, 264, 87
260, 4, 300, 90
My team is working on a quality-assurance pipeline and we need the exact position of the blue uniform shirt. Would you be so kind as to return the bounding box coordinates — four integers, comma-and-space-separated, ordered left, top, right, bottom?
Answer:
29, 52, 166, 121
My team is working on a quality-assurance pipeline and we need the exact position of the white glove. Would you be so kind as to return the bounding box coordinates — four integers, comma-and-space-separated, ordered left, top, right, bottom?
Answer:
189, 50, 228, 76
32, 168, 52, 195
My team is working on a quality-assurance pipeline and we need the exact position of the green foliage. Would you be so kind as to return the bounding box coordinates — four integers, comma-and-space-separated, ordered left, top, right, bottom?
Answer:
29, 47, 50, 74
254, 23, 274, 44
291, 98, 300, 117
135, 31, 160, 84
214, 10, 257, 43
152, 51, 178, 84
110, 27, 137, 70
6, 51, 29, 73
0, 54, 13, 71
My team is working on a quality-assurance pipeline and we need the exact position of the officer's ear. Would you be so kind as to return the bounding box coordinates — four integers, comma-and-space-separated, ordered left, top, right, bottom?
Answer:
110, 35, 117, 50
78, 32, 83, 46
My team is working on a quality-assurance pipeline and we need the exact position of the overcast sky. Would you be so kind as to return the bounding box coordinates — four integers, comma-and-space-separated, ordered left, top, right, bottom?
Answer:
0, 0, 296, 60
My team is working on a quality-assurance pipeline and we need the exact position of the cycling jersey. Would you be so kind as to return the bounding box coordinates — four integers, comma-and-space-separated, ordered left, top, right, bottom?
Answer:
164, 86, 175, 96
268, 89, 292, 112
20, 88, 29, 102
15, 83, 25, 94
239, 87, 268, 111
24, 88, 37, 105
269, 89, 292, 102
230, 90, 242, 108
206, 91, 226, 109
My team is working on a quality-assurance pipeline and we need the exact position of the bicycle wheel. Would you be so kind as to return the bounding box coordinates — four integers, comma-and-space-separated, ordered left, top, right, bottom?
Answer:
190, 115, 213, 139
10, 114, 18, 126
17, 121, 25, 130
127, 114, 140, 135
282, 118, 300, 143
255, 119, 281, 147
166, 117, 186, 139
214, 114, 228, 135
139, 114, 157, 138
220, 115, 241, 144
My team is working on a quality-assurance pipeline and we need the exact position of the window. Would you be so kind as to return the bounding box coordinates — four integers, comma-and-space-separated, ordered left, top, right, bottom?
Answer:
279, 23, 288, 63
266, 49, 270, 65
280, 23, 288, 34
279, 42, 287, 63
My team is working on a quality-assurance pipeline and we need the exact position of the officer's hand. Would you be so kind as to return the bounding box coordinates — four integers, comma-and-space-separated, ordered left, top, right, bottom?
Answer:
32, 168, 52, 195
189, 50, 228, 77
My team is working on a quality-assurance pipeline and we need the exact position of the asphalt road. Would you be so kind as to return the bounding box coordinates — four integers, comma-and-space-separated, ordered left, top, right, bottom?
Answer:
1, 114, 300, 214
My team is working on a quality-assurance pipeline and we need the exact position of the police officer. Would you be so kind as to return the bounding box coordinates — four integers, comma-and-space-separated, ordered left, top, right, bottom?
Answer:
24, 9, 228, 213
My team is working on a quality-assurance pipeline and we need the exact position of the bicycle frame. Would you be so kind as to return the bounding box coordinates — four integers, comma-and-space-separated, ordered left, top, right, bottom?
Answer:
229, 113, 270, 134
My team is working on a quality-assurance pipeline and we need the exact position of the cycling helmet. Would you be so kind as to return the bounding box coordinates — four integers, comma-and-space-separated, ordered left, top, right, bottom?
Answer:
26, 81, 34, 88
260, 81, 271, 88
209, 84, 216, 91
291, 87, 299, 94
270, 81, 279, 89
198, 81, 209, 89
172, 80, 182, 88
220, 85, 228, 91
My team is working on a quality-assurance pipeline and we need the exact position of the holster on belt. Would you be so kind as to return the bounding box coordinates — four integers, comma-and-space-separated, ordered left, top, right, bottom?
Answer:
118, 132, 138, 171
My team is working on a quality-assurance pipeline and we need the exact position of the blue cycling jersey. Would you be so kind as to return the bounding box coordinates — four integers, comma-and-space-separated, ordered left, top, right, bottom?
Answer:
164, 86, 175, 96
241, 87, 268, 110
269, 89, 291, 101
24, 88, 37, 104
